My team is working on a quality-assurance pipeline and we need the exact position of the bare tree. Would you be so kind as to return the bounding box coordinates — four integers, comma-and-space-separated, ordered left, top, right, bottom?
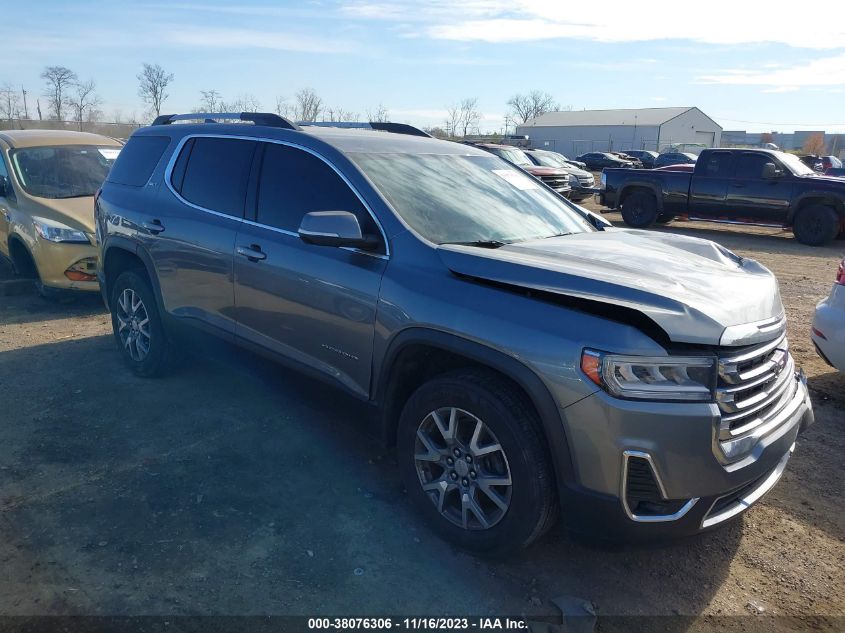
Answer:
294, 88, 323, 122
759, 132, 775, 145
137, 63, 174, 118
274, 96, 293, 119
323, 107, 358, 122
459, 97, 480, 137
445, 103, 462, 137
802, 133, 826, 155
41, 65, 78, 120
68, 80, 102, 129
230, 94, 261, 112
366, 103, 389, 123
0, 83, 21, 120
197, 89, 225, 113
507, 90, 560, 124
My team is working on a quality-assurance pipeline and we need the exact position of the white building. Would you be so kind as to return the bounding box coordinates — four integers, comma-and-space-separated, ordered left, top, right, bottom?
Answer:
516, 107, 722, 156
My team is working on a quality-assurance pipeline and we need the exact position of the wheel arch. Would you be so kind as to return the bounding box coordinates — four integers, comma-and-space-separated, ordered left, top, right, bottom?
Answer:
788, 193, 845, 227
375, 327, 577, 491
7, 233, 39, 278
101, 238, 164, 311
618, 182, 664, 212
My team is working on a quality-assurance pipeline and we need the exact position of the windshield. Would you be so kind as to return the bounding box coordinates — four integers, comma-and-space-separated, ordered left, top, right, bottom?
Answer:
530, 152, 566, 168
495, 147, 532, 167
777, 152, 816, 176
11, 145, 119, 199
351, 153, 594, 245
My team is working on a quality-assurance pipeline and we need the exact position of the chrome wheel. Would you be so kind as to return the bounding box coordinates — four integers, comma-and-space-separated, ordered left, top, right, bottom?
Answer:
116, 288, 151, 362
414, 407, 512, 530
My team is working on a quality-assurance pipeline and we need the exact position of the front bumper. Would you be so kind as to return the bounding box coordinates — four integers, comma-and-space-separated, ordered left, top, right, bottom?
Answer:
558, 370, 813, 538
811, 292, 845, 371
32, 239, 100, 292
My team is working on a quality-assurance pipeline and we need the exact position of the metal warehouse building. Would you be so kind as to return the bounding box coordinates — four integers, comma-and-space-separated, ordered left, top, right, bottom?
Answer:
516, 107, 722, 157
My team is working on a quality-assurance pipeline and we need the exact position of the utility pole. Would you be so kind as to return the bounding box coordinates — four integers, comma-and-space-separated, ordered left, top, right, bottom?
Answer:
36, 99, 42, 121
21, 86, 28, 119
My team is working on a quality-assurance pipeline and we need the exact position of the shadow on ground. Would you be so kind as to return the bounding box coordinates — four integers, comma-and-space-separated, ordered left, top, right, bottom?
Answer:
0, 334, 744, 623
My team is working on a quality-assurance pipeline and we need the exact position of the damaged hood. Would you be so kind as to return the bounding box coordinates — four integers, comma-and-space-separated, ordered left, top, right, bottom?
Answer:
438, 228, 784, 346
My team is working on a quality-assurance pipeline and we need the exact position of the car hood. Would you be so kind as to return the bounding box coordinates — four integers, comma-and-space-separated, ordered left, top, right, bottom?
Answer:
437, 229, 783, 346
27, 195, 96, 233
522, 165, 568, 177
799, 174, 845, 185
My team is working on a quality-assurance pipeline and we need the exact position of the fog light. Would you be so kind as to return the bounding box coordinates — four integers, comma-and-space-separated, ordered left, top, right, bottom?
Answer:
65, 258, 97, 282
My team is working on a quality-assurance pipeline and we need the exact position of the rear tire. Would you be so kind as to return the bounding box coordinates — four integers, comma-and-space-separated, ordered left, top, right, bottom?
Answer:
621, 191, 658, 228
110, 270, 172, 377
397, 369, 557, 555
792, 204, 840, 246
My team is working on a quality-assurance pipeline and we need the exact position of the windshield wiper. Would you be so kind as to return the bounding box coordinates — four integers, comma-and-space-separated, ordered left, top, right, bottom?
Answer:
439, 240, 509, 248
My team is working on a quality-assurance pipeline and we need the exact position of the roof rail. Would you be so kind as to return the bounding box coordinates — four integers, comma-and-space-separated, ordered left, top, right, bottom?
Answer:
299, 121, 431, 138
151, 112, 301, 131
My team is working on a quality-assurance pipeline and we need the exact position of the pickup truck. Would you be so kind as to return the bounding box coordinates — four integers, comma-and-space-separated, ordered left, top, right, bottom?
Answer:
600, 148, 845, 245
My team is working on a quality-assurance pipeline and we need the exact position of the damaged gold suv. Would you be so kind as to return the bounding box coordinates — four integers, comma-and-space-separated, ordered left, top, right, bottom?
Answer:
0, 130, 121, 297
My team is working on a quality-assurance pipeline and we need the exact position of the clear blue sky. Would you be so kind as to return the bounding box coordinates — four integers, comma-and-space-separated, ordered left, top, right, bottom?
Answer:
4, 0, 845, 133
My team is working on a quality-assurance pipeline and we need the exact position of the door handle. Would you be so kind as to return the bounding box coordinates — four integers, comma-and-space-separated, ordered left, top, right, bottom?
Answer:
731, 183, 745, 188
142, 219, 165, 234
237, 244, 267, 261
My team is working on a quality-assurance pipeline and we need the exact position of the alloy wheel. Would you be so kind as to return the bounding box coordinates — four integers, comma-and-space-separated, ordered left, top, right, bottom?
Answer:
414, 407, 512, 530
116, 288, 151, 362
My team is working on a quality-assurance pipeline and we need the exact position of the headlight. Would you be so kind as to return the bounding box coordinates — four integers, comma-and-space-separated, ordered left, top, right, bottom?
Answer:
32, 218, 90, 244
581, 349, 716, 402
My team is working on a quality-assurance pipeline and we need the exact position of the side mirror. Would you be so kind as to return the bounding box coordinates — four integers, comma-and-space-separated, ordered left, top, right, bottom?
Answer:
298, 211, 379, 250
0, 175, 12, 198
762, 162, 783, 179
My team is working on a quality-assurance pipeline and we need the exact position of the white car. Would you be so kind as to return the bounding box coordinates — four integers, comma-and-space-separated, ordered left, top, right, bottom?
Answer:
811, 258, 845, 371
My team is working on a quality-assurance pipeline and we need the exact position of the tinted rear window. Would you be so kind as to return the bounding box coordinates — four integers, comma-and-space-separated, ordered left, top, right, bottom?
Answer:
179, 137, 257, 217
107, 136, 170, 186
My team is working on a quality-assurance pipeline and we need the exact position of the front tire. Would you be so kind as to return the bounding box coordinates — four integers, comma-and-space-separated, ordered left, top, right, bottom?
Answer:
110, 270, 171, 377
398, 370, 557, 555
655, 213, 675, 224
620, 191, 658, 228
792, 204, 840, 246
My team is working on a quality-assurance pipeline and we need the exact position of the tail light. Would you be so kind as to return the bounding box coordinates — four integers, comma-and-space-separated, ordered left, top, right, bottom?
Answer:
836, 259, 845, 285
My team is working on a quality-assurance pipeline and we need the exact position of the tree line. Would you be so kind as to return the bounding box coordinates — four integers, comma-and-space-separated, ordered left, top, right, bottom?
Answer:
1, 64, 565, 136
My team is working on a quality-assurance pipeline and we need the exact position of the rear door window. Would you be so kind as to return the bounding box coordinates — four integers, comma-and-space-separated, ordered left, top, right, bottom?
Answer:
179, 137, 257, 217
701, 152, 734, 176
255, 142, 379, 243
107, 136, 168, 186
734, 154, 772, 180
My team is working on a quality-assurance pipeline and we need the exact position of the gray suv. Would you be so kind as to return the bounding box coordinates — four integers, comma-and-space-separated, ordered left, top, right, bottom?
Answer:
96, 113, 815, 554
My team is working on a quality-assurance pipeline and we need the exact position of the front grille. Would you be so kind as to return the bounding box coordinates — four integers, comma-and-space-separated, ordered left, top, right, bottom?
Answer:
716, 332, 797, 457
539, 176, 570, 190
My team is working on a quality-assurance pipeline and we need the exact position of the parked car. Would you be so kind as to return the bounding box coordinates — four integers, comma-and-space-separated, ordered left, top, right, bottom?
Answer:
654, 152, 697, 168
600, 148, 845, 245
811, 258, 845, 372
558, 154, 587, 170
524, 149, 596, 200
608, 152, 643, 169
799, 155, 823, 172
98, 113, 814, 553
822, 155, 843, 171
473, 143, 572, 198
623, 150, 660, 169
0, 130, 122, 297
575, 152, 634, 171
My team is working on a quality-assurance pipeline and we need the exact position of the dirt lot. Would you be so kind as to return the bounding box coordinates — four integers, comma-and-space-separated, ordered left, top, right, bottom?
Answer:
0, 215, 843, 628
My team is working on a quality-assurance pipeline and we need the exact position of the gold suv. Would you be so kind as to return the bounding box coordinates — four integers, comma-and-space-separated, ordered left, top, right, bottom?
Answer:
0, 130, 122, 296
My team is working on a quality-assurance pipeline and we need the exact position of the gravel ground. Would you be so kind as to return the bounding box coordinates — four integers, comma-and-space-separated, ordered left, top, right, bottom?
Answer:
0, 214, 843, 628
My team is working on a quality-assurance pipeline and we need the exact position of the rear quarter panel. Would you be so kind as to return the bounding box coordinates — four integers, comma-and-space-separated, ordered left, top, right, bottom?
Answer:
601, 169, 692, 213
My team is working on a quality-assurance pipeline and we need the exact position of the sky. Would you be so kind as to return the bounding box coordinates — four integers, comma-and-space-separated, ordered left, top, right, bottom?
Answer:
4, 0, 845, 133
